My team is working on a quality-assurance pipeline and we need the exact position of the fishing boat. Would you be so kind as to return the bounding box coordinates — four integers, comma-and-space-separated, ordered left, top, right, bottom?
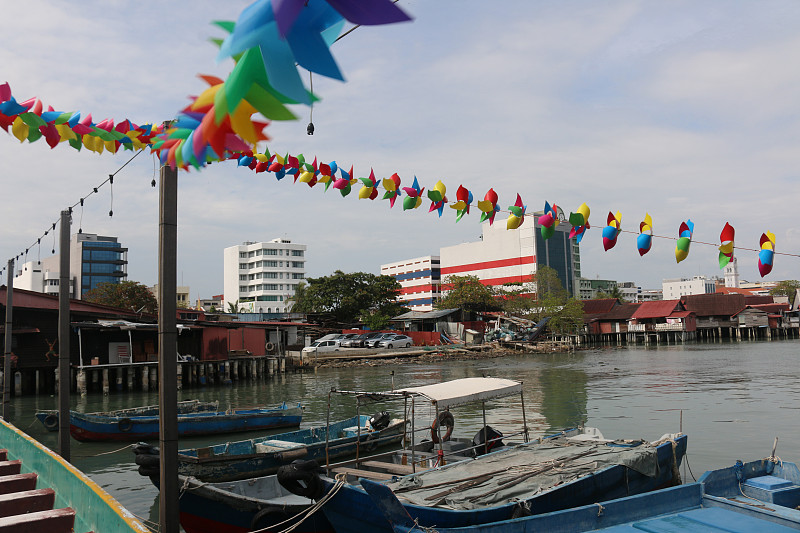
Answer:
41, 401, 302, 442
364, 455, 800, 532
280, 377, 687, 533
0, 417, 149, 532
134, 413, 407, 483
35, 399, 221, 432
172, 426, 598, 533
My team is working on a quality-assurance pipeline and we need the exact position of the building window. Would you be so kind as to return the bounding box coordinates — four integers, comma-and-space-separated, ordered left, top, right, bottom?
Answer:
263, 260, 278, 268
239, 252, 247, 258
292, 261, 304, 268
292, 250, 304, 257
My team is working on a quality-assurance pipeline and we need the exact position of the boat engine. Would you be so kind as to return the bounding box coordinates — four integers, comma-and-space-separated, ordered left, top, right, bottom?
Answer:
368, 411, 390, 430
472, 425, 504, 456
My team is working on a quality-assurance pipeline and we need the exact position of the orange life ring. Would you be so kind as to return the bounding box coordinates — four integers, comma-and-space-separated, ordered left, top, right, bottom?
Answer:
431, 410, 455, 443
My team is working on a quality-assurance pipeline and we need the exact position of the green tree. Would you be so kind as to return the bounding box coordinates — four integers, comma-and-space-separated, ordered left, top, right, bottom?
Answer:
500, 279, 536, 316
770, 280, 800, 306
435, 275, 501, 312
84, 281, 158, 315
226, 300, 244, 313
529, 266, 584, 334
290, 270, 406, 326
596, 285, 626, 302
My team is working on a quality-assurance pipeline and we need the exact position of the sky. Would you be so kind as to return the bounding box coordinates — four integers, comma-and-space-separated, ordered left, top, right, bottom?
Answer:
2, 0, 799, 303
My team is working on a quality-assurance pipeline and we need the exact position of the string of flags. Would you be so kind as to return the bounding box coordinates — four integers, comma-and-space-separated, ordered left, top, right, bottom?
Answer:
0, 0, 793, 280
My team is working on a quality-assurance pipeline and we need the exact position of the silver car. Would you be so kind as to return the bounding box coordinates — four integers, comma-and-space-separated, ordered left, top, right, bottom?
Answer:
365, 333, 396, 348
377, 334, 413, 349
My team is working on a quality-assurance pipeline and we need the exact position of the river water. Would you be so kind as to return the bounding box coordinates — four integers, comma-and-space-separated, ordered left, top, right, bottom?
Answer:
6, 339, 800, 528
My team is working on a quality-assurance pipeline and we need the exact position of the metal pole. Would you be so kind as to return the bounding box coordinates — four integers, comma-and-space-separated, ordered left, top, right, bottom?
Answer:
158, 163, 179, 533
58, 210, 71, 461
3, 259, 14, 420
519, 390, 529, 443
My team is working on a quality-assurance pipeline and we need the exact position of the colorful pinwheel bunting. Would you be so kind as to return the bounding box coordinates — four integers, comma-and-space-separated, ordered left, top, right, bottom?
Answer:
675, 219, 694, 263
602, 211, 622, 252
758, 231, 776, 277
636, 214, 653, 256
449, 185, 472, 222
402, 176, 424, 210
718, 222, 735, 269
477, 188, 500, 225
568, 203, 591, 242
358, 168, 379, 200
537, 202, 561, 240
381, 173, 402, 208
427, 181, 447, 217
506, 194, 526, 230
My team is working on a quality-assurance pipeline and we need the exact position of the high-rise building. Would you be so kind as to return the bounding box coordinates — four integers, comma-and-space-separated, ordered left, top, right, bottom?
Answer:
380, 255, 441, 311
662, 276, 716, 299
14, 233, 127, 299
223, 239, 306, 314
439, 216, 580, 297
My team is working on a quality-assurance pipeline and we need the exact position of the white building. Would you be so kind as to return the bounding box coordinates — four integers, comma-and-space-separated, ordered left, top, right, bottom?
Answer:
380, 255, 441, 311
223, 239, 306, 314
14, 233, 126, 299
662, 276, 716, 299
724, 257, 740, 288
439, 217, 580, 297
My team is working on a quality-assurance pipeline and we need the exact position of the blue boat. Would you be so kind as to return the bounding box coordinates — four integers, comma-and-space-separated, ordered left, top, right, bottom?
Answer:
41, 401, 302, 442
35, 399, 222, 432
277, 377, 687, 533
134, 413, 407, 483
363, 456, 800, 532
0, 417, 149, 532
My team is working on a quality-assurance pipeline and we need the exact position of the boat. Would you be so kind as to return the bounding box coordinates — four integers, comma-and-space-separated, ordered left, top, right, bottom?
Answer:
363, 455, 800, 532
0, 417, 149, 532
35, 399, 222, 432
172, 426, 598, 533
41, 401, 303, 442
133, 413, 407, 483
279, 377, 687, 533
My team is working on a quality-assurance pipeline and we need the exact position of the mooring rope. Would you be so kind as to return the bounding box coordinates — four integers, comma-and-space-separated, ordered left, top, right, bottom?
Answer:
251, 473, 349, 533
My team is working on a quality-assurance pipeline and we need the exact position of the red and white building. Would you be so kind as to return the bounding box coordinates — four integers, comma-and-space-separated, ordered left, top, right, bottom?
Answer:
380, 255, 441, 311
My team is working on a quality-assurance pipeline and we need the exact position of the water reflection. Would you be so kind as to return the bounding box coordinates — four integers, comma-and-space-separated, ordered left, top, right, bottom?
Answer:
538, 366, 588, 430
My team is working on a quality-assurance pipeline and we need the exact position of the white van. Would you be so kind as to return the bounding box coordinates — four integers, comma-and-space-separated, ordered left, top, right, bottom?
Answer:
302, 340, 340, 354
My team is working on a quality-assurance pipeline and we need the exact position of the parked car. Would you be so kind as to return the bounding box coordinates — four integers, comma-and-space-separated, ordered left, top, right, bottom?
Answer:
350, 332, 384, 348
377, 334, 413, 349
340, 333, 371, 347
365, 333, 396, 348
335, 333, 360, 346
301, 340, 340, 354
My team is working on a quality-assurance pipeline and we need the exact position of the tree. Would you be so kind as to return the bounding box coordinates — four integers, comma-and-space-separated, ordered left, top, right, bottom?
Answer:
226, 300, 245, 313
435, 275, 501, 313
290, 270, 406, 326
596, 285, 626, 302
84, 281, 158, 315
500, 279, 536, 316
529, 266, 584, 334
770, 280, 800, 306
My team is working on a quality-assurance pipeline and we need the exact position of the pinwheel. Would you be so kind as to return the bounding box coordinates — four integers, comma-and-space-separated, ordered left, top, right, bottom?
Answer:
358, 168, 379, 200
602, 211, 622, 251
506, 194, 526, 230
675, 219, 694, 263
449, 185, 472, 222
402, 176, 424, 210
537, 202, 561, 240
637, 214, 653, 256
427, 180, 447, 217
718, 223, 735, 268
568, 203, 591, 242
332, 165, 355, 197
381, 173, 402, 208
758, 231, 776, 277
477, 188, 500, 225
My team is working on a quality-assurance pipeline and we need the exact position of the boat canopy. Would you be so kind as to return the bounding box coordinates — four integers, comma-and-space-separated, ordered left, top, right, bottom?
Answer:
395, 377, 522, 409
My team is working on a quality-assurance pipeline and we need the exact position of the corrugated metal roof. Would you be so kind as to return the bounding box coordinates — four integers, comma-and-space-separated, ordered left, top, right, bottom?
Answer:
391, 308, 460, 320
632, 300, 682, 319
582, 299, 618, 315
680, 293, 745, 317
601, 303, 641, 320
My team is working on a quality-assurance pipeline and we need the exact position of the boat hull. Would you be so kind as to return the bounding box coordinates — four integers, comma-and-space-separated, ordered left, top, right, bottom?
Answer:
319, 434, 688, 533
69, 404, 302, 442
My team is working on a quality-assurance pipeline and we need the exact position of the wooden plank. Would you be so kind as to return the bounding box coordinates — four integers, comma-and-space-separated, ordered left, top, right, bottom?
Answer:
0, 451, 7, 462
0, 474, 37, 495
330, 467, 394, 481
0, 507, 75, 533
0, 489, 55, 517
0, 462, 21, 477
359, 461, 416, 475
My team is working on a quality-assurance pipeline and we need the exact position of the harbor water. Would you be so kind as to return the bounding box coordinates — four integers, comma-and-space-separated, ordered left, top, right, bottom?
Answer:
5, 339, 800, 527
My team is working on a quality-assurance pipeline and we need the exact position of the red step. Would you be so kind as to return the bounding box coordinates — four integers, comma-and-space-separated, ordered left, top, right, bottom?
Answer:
0, 489, 55, 517
0, 475, 37, 495
0, 507, 75, 533
0, 463, 21, 477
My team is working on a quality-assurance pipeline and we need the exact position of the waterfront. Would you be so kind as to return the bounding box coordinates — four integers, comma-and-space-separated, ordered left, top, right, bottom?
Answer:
5, 339, 800, 528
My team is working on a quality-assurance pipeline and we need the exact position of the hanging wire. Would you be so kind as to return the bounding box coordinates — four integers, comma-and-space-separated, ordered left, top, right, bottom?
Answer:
78, 198, 84, 234
109, 175, 114, 217
307, 71, 315, 135
51, 222, 57, 254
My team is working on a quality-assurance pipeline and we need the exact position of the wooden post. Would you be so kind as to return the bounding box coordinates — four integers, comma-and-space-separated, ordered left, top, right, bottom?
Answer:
3, 259, 14, 420
158, 163, 179, 533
